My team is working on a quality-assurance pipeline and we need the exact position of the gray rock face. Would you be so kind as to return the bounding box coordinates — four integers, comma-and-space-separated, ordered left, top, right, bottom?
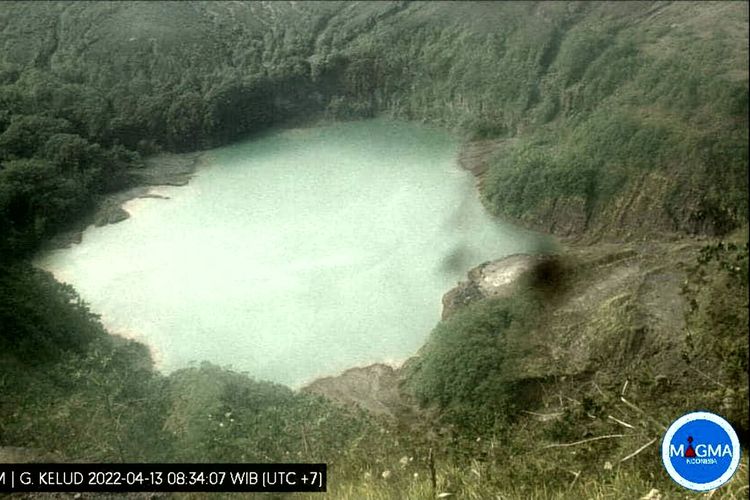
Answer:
94, 203, 130, 227
442, 254, 549, 319
302, 363, 404, 418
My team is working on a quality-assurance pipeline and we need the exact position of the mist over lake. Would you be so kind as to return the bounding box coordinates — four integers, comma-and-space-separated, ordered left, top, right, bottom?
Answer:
37, 120, 541, 387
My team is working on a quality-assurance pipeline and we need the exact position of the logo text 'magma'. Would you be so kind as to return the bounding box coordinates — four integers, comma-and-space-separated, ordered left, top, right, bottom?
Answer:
670, 444, 733, 458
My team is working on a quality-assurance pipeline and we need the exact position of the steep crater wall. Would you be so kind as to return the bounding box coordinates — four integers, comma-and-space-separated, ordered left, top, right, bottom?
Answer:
0, 1, 747, 255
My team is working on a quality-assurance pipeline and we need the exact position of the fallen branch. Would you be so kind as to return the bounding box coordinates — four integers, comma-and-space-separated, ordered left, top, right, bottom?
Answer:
564, 395, 582, 405
621, 438, 656, 463
621, 380, 629, 397
620, 396, 644, 414
522, 410, 563, 420
687, 365, 726, 389
620, 397, 667, 431
608, 415, 635, 429
543, 434, 625, 449
567, 470, 581, 490
428, 447, 436, 492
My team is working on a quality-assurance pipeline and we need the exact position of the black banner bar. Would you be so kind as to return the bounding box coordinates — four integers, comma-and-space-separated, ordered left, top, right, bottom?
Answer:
0, 463, 326, 492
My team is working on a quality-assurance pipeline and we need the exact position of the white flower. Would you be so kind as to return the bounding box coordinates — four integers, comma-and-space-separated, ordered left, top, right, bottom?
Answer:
399, 456, 409, 467
603, 461, 613, 470
381, 470, 391, 480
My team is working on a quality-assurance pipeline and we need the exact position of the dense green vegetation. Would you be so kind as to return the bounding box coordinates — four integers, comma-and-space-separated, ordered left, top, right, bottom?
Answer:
0, 1, 747, 498
405, 293, 542, 434
0, 2, 747, 255
0, 265, 375, 464
681, 241, 749, 430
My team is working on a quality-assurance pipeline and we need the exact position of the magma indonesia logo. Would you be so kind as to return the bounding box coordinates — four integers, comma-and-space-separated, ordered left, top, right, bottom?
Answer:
662, 411, 741, 491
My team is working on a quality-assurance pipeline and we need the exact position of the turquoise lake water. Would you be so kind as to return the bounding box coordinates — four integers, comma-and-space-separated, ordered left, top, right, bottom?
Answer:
37, 120, 542, 387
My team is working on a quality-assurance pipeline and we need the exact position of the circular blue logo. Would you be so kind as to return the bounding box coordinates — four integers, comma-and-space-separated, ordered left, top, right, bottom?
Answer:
662, 411, 741, 491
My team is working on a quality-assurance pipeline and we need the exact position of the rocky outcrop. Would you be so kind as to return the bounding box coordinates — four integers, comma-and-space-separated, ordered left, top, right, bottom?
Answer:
302, 363, 405, 418
428, 239, 717, 388
456, 138, 510, 179
94, 201, 130, 227
441, 254, 553, 319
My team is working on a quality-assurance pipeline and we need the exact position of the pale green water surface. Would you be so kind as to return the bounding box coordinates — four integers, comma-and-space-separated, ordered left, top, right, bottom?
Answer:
37, 120, 543, 387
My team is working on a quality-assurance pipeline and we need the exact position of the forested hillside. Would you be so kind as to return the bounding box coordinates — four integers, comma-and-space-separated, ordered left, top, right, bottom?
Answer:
0, 1, 747, 255
0, 2, 747, 498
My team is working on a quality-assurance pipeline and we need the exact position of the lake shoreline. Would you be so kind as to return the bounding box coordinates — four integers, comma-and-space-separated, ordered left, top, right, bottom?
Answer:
35, 118, 540, 393
41, 151, 208, 251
